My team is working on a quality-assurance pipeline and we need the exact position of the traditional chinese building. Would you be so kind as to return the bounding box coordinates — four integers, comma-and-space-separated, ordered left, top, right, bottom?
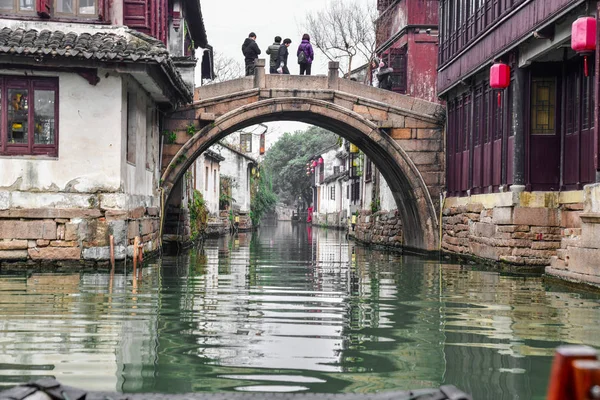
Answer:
438, 0, 600, 286
0, 0, 211, 263
375, 0, 439, 102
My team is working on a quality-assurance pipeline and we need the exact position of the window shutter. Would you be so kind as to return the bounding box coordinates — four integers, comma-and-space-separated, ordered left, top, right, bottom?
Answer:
124, 0, 152, 35
36, 0, 50, 18
389, 47, 407, 94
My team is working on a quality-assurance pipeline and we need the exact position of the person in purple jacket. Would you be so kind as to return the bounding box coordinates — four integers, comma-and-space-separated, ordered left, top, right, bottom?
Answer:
297, 34, 315, 76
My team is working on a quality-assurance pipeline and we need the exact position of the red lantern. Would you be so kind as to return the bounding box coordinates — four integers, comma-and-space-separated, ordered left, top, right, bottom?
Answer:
490, 62, 510, 107
571, 16, 597, 77
318, 157, 323, 164
311, 161, 317, 167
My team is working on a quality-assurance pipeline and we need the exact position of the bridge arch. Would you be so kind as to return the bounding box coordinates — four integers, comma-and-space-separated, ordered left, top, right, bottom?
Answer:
161, 97, 439, 251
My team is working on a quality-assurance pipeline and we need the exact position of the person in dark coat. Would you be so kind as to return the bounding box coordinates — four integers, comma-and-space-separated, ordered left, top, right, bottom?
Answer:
266, 36, 282, 74
241, 32, 261, 76
377, 60, 394, 91
276, 38, 292, 74
297, 33, 315, 75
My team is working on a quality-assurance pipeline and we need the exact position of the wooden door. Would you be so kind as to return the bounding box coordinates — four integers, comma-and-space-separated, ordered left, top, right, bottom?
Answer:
472, 85, 484, 193
580, 59, 595, 185
528, 71, 561, 191
482, 86, 494, 191
563, 62, 580, 188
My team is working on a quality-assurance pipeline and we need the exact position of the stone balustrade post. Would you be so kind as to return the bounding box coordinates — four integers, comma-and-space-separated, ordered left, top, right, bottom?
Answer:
328, 61, 340, 90
254, 59, 266, 89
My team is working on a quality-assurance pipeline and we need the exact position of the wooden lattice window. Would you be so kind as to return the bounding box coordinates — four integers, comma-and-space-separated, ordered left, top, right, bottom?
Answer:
531, 78, 556, 135
240, 133, 252, 152
1, 76, 58, 157
389, 47, 407, 94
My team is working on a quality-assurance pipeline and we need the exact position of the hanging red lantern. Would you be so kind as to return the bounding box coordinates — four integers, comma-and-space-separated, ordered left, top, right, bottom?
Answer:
490, 62, 510, 107
311, 161, 317, 167
572, 16, 597, 77
318, 157, 323, 164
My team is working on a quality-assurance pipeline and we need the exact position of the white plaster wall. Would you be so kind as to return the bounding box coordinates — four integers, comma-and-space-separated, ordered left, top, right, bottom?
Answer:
0, 69, 122, 194
123, 78, 158, 198
379, 172, 396, 211
215, 145, 252, 213
193, 156, 220, 215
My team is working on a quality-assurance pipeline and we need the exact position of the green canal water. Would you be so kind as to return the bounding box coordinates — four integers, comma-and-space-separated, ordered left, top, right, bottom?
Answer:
1, 223, 599, 399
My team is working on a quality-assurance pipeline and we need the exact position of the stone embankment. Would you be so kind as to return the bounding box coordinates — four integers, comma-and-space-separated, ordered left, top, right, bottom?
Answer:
0, 204, 161, 265
351, 210, 403, 249
442, 192, 582, 268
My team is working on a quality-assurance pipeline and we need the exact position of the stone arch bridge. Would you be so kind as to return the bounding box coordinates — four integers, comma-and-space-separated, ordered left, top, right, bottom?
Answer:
161, 60, 445, 251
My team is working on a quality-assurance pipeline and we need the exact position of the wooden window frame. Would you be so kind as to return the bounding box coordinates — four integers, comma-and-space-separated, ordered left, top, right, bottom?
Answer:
364, 159, 373, 182
0, 76, 58, 157
389, 47, 407, 94
0, 0, 106, 21
240, 133, 252, 153
0, 0, 36, 15
439, 0, 528, 66
54, 0, 98, 18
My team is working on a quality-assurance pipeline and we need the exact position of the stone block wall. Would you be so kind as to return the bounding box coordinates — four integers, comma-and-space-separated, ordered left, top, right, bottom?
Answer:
351, 210, 403, 248
442, 191, 583, 268
546, 184, 600, 287
0, 202, 161, 265
313, 211, 347, 230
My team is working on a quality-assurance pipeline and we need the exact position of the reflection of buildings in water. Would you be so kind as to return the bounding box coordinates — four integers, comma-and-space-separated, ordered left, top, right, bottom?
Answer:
438, 266, 600, 400
181, 225, 352, 373
0, 270, 159, 392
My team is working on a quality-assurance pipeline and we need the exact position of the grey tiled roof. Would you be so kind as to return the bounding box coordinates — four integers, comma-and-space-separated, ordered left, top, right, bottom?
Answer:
0, 27, 193, 103
0, 27, 170, 62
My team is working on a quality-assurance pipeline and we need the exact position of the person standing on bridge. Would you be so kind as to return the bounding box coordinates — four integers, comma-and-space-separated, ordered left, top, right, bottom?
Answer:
377, 60, 394, 91
297, 34, 314, 75
370, 57, 380, 88
242, 32, 261, 76
276, 38, 292, 74
266, 36, 282, 74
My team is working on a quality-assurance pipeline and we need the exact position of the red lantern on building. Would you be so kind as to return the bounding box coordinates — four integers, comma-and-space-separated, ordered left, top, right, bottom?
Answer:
318, 157, 323, 164
311, 160, 317, 167
571, 16, 597, 77
490, 62, 510, 107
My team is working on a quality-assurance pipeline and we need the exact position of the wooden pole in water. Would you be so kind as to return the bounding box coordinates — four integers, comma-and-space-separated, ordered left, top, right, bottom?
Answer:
547, 345, 598, 400
133, 236, 139, 275
109, 235, 115, 269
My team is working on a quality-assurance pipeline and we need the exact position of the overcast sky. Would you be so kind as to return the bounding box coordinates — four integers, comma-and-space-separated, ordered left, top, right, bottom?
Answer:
199, 0, 375, 139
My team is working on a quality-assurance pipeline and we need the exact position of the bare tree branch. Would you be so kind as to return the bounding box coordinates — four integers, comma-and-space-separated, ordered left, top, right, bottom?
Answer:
303, 0, 377, 75
203, 51, 245, 85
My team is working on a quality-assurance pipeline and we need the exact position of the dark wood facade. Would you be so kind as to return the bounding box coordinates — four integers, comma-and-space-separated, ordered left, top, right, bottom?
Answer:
440, 0, 599, 196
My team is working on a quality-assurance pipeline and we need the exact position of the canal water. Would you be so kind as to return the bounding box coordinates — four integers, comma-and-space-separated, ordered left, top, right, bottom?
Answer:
1, 223, 599, 399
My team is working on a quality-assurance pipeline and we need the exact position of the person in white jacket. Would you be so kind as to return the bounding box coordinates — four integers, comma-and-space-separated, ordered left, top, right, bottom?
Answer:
370, 57, 380, 88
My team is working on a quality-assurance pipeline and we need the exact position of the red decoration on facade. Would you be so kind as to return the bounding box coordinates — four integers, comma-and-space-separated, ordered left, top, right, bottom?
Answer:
171, 10, 181, 31
311, 161, 317, 167
318, 157, 323, 164
490, 62, 510, 107
571, 16, 597, 77
35, 0, 50, 18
